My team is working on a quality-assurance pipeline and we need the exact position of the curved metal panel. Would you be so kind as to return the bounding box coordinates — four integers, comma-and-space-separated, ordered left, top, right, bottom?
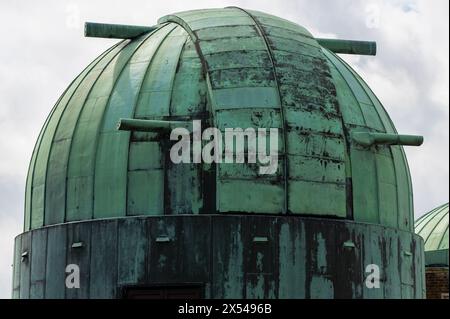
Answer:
24, 7, 418, 230
13, 215, 425, 299
28, 43, 124, 230
41, 42, 129, 226
416, 203, 449, 252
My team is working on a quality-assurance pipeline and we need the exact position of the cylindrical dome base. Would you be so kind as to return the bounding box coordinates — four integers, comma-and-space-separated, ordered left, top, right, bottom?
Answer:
13, 215, 425, 299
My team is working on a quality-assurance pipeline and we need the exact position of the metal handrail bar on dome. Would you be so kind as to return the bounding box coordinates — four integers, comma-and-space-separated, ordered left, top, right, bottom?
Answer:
317, 38, 377, 56
85, 22, 377, 57
85, 22, 156, 39
351, 131, 424, 147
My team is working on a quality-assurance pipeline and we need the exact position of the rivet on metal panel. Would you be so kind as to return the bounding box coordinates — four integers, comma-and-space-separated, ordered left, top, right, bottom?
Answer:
71, 242, 84, 249
21, 251, 28, 262
343, 241, 356, 248
403, 250, 413, 257
156, 236, 171, 243
253, 236, 269, 243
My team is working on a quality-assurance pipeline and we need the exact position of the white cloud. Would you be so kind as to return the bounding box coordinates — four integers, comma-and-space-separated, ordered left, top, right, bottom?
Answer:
341, 0, 449, 215
0, 216, 22, 299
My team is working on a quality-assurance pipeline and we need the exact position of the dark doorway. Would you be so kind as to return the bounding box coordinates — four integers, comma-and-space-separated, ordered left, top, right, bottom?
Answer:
122, 285, 203, 299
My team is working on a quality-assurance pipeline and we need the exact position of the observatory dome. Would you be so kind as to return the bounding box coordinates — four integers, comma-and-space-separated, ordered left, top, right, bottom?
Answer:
14, 7, 426, 300
415, 203, 449, 266
24, 7, 415, 231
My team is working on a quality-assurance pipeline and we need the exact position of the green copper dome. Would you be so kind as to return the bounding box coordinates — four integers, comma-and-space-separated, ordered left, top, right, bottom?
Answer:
14, 7, 427, 300
415, 203, 449, 266
24, 7, 414, 231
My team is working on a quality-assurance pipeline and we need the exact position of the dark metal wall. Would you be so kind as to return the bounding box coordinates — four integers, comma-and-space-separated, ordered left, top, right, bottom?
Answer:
13, 215, 425, 299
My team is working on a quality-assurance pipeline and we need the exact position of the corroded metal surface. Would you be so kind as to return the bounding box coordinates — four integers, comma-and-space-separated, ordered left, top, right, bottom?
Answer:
16, 8, 425, 299
24, 8, 415, 230
415, 203, 449, 266
12, 215, 426, 299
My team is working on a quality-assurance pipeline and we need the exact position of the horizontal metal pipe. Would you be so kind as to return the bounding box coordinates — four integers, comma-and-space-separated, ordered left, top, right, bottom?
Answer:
317, 38, 377, 56
351, 132, 424, 147
117, 118, 190, 132
84, 22, 156, 39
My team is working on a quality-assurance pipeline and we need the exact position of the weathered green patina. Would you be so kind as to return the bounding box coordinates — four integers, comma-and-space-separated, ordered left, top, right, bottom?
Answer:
84, 22, 156, 39
415, 203, 449, 266
14, 7, 425, 299
23, 7, 418, 229
316, 38, 377, 56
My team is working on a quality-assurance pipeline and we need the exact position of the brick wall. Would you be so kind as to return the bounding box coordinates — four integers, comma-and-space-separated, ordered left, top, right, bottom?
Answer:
425, 267, 449, 299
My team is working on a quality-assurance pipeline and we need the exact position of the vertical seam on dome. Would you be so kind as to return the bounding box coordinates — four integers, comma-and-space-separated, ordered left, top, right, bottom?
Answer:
343, 57, 398, 133
323, 50, 373, 221
25, 92, 65, 231
318, 48, 355, 219
322, 50, 369, 127
390, 149, 400, 229
419, 206, 447, 242
26, 84, 74, 230
415, 212, 430, 232
57, 40, 130, 224
87, 30, 160, 220
418, 204, 443, 227
164, 33, 190, 216
157, 15, 218, 214
337, 54, 415, 230
334, 54, 387, 131
124, 24, 178, 217
157, 15, 218, 118
402, 150, 413, 229
27, 42, 122, 231
334, 54, 406, 229
418, 206, 443, 232
415, 204, 442, 232
437, 226, 449, 250
168, 35, 190, 117
228, 6, 288, 214
422, 208, 449, 249
37, 40, 125, 229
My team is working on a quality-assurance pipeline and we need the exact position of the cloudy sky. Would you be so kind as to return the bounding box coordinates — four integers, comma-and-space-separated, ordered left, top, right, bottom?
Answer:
0, 0, 448, 298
